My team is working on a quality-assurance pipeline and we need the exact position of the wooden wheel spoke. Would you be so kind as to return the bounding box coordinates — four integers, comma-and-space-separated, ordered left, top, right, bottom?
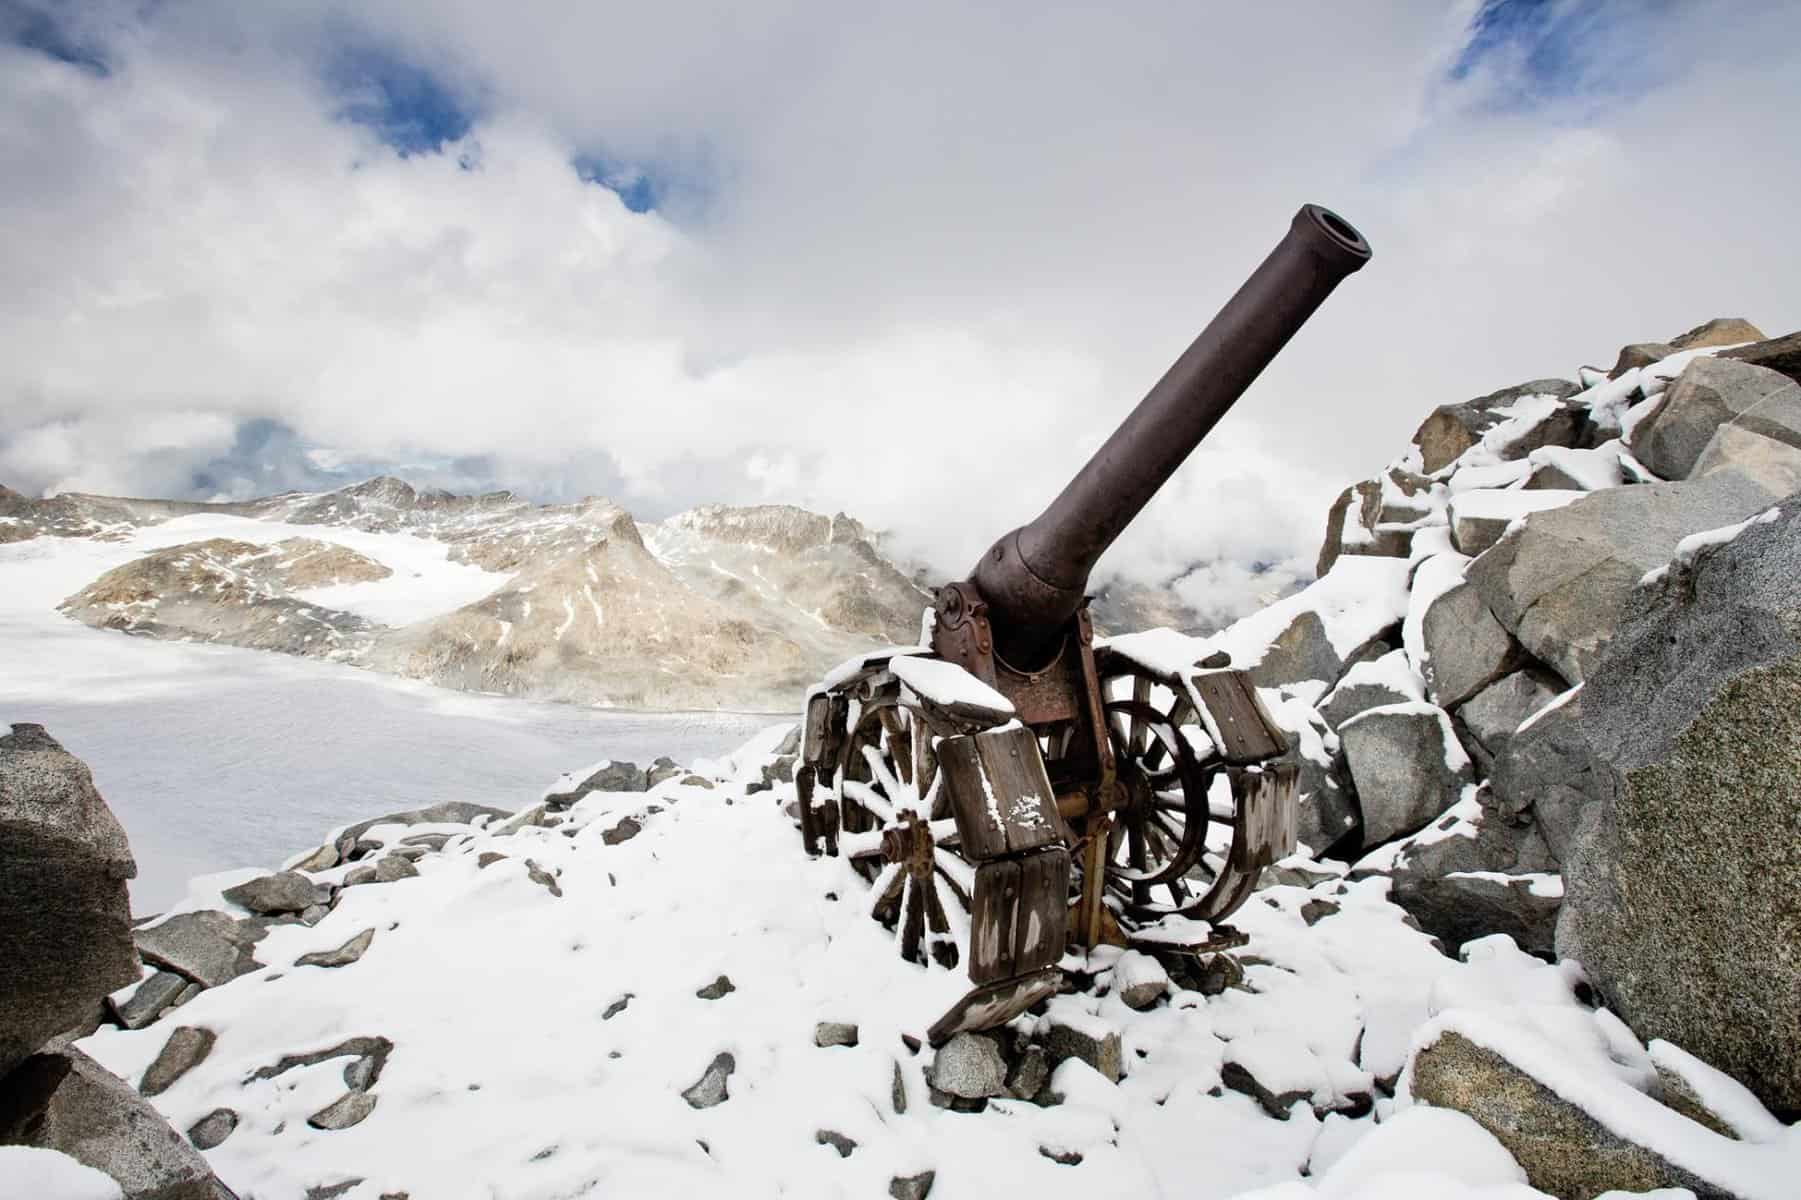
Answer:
871, 863, 906, 922
899, 878, 927, 963
840, 777, 897, 824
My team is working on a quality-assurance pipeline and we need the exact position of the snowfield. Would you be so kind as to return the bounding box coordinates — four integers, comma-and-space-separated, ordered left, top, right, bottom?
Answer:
64, 735, 1801, 1200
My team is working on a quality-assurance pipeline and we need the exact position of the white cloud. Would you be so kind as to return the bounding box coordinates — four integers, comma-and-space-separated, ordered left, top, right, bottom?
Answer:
2, 1, 1798, 622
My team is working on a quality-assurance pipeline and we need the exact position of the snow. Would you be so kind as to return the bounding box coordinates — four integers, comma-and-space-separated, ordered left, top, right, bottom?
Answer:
1641, 507, 1780, 585
1516, 682, 1582, 734
889, 654, 1013, 714
1448, 488, 1583, 527
0, 1147, 126, 1199
1195, 556, 1414, 672
1524, 442, 1626, 491
1401, 551, 1469, 676
1647, 1040, 1789, 1144
1445, 460, 1532, 494
1327, 650, 1424, 705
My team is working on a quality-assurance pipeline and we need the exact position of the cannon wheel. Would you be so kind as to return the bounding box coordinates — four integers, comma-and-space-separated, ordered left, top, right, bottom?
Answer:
832, 692, 973, 970
1075, 658, 1254, 928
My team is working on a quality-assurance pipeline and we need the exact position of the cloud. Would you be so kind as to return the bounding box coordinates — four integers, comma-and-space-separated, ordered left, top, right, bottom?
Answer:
2, 0, 1798, 621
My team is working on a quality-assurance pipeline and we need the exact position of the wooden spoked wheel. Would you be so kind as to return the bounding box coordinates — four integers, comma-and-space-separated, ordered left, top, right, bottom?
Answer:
1090, 663, 1239, 926
833, 695, 973, 969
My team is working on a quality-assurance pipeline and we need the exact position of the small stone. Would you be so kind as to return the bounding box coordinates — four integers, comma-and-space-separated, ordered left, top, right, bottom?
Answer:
602, 994, 632, 1020
188, 1106, 238, 1150
305, 1182, 364, 1200
290, 843, 339, 872
343, 865, 377, 887
1299, 899, 1341, 927
602, 817, 642, 846
222, 870, 332, 916
1045, 1019, 1123, 1084
1221, 1060, 1311, 1119
1111, 950, 1169, 1011
681, 1052, 735, 1109
891, 1061, 908, 1114
308, 1089, 378, 1130
109, 970, 190, 1030
645, 757, 684, 788
814, 1021, 859, 1048
929, 1032, 1008, 1099
399, 832, 454, 851
140, 1025, 216, 1097
134, 910, 263, 987
889, 1170, 936, 1200
477, 852, 507, 868
373, 854, 418, 884
300, 903, 329, 926
1039, 1146, 1083, 1166
524, 859, 563, 897
342, 1054, 378, 1091
1007, 1043, 1050, 1101
815, 1129, 857, 1158
679, 775, 714, 789
297, 928, 375, 969
695, 974, 735, 1000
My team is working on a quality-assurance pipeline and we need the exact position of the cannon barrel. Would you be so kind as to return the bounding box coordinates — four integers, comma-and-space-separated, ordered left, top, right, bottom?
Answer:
969, 203, 1371, 666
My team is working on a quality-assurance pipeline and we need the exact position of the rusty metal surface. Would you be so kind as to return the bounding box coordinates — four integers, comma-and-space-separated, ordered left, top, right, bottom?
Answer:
971, 204, 1370, 665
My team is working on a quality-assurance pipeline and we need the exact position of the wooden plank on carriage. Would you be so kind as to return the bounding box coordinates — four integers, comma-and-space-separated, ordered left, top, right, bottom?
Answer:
889, 655, 1015, 736
1011, 848, 1069, 975
968, 858, 1022, 984
1230, 763, 1298, 870
926, 968, 1063, 1047
938, 725, 1066, 861
1190, 669, 1288, 764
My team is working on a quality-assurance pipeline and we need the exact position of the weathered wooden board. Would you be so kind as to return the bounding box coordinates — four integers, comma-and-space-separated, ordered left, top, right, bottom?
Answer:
969, 858, 1021, 983
1191, 669, 1288, 763
939, 725, 1066, 861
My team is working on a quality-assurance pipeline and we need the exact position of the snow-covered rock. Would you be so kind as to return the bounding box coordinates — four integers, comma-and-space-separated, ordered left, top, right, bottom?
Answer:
1339, 703, 1473, 846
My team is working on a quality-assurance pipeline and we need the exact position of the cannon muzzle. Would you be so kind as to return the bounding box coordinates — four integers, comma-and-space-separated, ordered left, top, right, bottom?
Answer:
970, 203, 1371, 666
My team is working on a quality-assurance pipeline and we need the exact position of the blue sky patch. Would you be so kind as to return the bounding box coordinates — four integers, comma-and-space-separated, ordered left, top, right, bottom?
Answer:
1448, 0, 1678, 114
574, 155, 661, 214
326, 43, 474, 156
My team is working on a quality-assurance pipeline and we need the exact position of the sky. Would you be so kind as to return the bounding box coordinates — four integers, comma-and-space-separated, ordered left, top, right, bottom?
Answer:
3, 0, 1798, 622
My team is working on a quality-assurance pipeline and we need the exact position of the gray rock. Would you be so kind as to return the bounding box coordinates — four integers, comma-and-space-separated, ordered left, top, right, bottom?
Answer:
1247, 610, 1341, 690
929, 1033, 1008, 1099
1220, 1059, 1311, 1119
1044, 1019, 1123, 1084
523, 859, 562, 897
814, 1129, 856, 1157
645, 757, 684, 788
476, 852, 507, 869
288, 843, 338, 872
1719, 329, 1801, 385
1339, 704, 1473, 845
332, 801, 512, 848
342, 865, 376, 887
307, 1090, 377, 1131
679, 775, 715, 789
134, 911, 262, 988
681, 1052, 735, 1109
1317, 479, 1410, 577
695, 974, 735, 1000
0, 1045, 227, 1199
889, 1172, 935, 1200
1690, 406, 1801, 498
1466, 467, 1782, 683
246, 1036, 392, 1088
0, 724, 141, 1079
221, 871, 331, 916
1420, 583, 1525, 708
1457, 668, 1565, 764
1608, 342, 1676, 378
341, 1054, 378, 1092
108, 971, 190, 1031
1668, 317, 1765, 351
601, 817, 642, 845
546, 761, 646, 809
814, 1022, 859, 1048
1557, 494, 1801, 1117
187, 1107, 237, 1151
1654, 1060, 1742, 1142
1488, 692, 1604, 863
1394, 872, 1560, 959
372, 854, 418, 884
1320, 665, 1415, 730
1299, 898, 1341, 926
1006, 1043, 1051, 1102
1411, 1030, 1732, 1198
601, 994, 631, 1020
1627, 357, 1798, 481
139, 1025, 216, 1098
300, 904, 328, 926
296, 928, 375, 969
1113, 950, 1171, 1009
1411, 379, 1582, 474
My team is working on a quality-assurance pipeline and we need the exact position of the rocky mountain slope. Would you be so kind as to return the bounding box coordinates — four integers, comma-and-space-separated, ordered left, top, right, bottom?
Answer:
9, 480, 936, 711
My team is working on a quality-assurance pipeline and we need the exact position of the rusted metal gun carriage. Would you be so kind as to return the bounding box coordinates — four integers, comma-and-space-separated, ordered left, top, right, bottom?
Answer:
793, 205, 1371, 1043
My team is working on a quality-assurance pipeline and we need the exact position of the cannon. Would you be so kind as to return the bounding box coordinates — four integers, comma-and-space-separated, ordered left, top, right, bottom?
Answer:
792, 205, 1371, 1043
